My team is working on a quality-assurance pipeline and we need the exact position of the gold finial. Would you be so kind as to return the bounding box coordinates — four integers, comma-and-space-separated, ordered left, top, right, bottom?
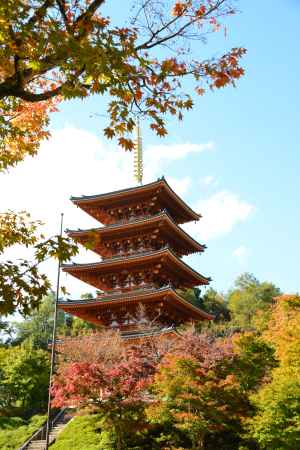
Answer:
134, 119, 143, 185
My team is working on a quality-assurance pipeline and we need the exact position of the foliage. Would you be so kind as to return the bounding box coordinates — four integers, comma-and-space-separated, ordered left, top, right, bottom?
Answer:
12, 293, 66, 349
147, 332, 251, 450
264, 294, 300, 368
180, 287, 231, 321
0, 0, 245, 167
52, 327, 274, 450
0, 211, 78, 316
228, 272, 281, 329
0, 343, 50, 417
52, 335, 155, 450
247, 295, 300, 449
0, 320, 14, 345
0, 414, 46, 450
3, 276, 297, 450
232, 333, 276, 392
56, 329, 124, 364
248, 366, 300, 450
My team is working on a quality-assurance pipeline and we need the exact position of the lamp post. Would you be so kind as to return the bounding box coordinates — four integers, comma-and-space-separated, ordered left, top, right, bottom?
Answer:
45, 213, 64, 449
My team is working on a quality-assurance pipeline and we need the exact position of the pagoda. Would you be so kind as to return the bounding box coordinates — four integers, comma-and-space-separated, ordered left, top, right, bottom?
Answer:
58, 177, 213, 338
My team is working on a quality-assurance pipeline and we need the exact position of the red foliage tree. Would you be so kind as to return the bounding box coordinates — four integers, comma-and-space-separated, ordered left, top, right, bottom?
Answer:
52, 332, 156, 449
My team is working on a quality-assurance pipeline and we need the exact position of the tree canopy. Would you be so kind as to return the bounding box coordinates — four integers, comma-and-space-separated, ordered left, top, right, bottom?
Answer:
0, 342, 50, 417
228, 272, 281, 329
0, 211, 78, 316
0, 0, 245, 170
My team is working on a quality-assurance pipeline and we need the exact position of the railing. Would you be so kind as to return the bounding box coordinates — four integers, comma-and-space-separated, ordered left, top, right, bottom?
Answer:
19, 408, 66, 450
101, 245, 169, 261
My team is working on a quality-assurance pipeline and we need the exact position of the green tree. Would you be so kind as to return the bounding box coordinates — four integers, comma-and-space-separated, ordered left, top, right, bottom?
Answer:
232, 332, 276, 393
248, 367, 300, 450
0, 343, 50, 417
0, 211, 78, 316
180, 287, 230, 321
13, 293, 66, 349
228, 273, 281, 329
147, 354, 249, 450
247, 295, 300, 449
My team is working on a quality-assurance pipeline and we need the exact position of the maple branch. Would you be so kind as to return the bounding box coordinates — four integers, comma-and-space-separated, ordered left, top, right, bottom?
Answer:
11, 86, 63, 102
75, 0, 106, 25
136, 0, 227, 51
56, 0, 71, 32
26, 0, 54, 28
135, 7, 187, 51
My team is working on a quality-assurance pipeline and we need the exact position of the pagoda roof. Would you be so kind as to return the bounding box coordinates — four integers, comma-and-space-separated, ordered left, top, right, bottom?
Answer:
66, 211, 205, 257
62, 248, 211, 289
71, 177, 200, 224
58, 286, 214, 325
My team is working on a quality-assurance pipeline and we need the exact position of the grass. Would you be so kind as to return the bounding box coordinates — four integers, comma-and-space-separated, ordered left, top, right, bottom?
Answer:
0, 414, 46, 450
50, 414, 115, 450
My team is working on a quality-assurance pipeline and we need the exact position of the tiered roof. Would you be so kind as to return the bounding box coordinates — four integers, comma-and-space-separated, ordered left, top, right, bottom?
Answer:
59, 286, 213, 329
71, 177, 200, 224
59, 178, 212, 334
63, 248, 210, 290
67, 211, 206, 257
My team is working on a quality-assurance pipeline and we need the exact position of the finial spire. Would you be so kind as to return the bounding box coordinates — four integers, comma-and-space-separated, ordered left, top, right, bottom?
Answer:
134, 119, 143, 185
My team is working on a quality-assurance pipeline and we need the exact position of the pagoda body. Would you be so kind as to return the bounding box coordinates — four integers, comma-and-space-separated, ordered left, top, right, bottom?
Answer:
58, 178, 212, 337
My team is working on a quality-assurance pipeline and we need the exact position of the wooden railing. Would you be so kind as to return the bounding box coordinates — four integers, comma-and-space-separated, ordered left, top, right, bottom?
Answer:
19, 408, 66, 450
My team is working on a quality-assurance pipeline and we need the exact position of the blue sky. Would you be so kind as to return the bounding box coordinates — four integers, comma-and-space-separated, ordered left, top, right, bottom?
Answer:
1, 0, 299, 297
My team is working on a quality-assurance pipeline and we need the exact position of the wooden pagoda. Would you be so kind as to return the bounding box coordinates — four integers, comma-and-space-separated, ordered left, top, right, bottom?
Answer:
58, 177, 213, 338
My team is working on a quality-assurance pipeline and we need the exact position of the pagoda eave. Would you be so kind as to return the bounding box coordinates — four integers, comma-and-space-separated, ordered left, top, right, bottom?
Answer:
62, 248, 210, 290
58, 286, 214, 328
71, 178, 200, 225
66, 211, 205, 257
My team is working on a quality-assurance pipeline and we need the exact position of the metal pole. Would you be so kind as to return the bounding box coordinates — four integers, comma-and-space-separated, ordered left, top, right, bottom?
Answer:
45, 213, 64, 449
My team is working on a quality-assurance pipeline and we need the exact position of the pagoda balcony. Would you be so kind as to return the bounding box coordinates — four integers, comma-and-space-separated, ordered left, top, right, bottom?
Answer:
62, 247, 211, 292
100, 245, 182, 261
67, 211, 205, 258
58, 285, 214, 330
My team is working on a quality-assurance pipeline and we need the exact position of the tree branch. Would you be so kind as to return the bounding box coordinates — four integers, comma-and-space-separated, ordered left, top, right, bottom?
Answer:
75, 0, 106, 25
56, 0, 72, 32
26, 0, 54, 28
136, 0, 226, 51
0, 83, 62, 102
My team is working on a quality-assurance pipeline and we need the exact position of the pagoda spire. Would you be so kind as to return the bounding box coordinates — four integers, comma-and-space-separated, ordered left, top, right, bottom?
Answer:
134, 119, 143, 185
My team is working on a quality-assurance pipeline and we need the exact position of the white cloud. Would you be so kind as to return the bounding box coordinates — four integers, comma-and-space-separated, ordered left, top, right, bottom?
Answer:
168, 176, 191, 196
201, 175, 215, 185
201, 175, 218, 186
0, 126, 212, 297
184, 190, 254, 241
233, 245, 250, 264
144, 141, 214, 178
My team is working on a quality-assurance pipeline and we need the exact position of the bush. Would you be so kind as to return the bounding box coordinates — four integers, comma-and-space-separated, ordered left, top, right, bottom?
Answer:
0, 414, 45, 450
50, 414, 115, 450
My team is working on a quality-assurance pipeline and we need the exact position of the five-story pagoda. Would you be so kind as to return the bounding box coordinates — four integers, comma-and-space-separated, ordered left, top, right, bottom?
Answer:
58, 177, 213, 338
